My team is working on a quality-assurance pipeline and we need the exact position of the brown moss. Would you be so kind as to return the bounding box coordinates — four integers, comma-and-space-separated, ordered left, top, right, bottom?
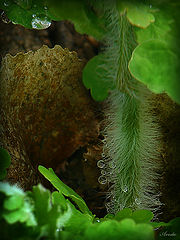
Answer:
0, 45, 100, 190
152, 93, 180, 221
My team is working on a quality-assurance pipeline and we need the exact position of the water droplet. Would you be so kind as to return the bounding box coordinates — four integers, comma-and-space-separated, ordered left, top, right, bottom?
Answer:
101, 152, 105, 158
56, 227, 62, 232
31, 14, 51, 29
119, 204, 125, 210
4, 0, 10, 7
100, 170, 106, 175
96, 219, 100, 223
135, 198, 141, 205
122, 186, 128, 193
97, 160, 105, 168
1, 11, 11, 24
108, 161, 116, 169
98, 175, 107, 184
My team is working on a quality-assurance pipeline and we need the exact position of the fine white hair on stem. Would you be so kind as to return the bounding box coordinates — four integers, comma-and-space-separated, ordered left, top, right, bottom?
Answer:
95, 0, 162, 216
100, 88, 162, 215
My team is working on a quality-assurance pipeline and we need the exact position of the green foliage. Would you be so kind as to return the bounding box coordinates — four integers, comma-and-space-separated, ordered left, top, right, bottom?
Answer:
114, 208, 154, 223
0, 0, 180, 239
82, 54, 116, 101
1, 0, 179, 102
0, 167, 178, 240
0, 148, 11, 180
0, 0, 52, 29
0, 182, 36, 226
117, 1, 155, 28
129, 8, 180, 104
46, 0, 106, 39
38, 165, 93, 216
0, 0, 105, 39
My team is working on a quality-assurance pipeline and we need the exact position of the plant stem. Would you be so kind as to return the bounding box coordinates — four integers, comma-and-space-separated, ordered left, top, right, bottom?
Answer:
96, 0, 162, 214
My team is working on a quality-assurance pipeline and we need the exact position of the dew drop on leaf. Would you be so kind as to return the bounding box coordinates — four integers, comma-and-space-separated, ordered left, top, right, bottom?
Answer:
3, 0, 10, 7
98, 175, 107, 184
97, 160, 105, 168
108, 161, 116, 169
1, 11, 11, 24
31, 14, 51, 29
100, 170, 106, 175
135, 198, 141, 205
122, 186, 128, 193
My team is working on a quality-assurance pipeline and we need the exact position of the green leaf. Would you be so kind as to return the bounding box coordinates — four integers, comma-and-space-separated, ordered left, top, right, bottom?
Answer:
52, 191, 67, 212
117, 1, 155, 28
118, 219, 154, 240
129, 40, 180, 104
0, 0, 52, 29
132, 210, 154, 223
84, 220, 121, 240
0, 182, 36, 226
84, 219, 154, 240
115, 208, 133, 221
0, 148, 11, 180
135, 11, 174, 44
0, 0, 105, 39
114, 208, 153, 224
3, 195, 23, 210
64, 199, 93, 235
31, 184, 51, 226
46, 0, 105, 40
38, 165, 93, 217
150, 221, 170, 228
83, 55, 115, 101
30, 184, 69, 238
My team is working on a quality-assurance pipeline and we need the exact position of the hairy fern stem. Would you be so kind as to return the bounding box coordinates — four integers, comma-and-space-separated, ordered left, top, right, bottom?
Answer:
96, 0, 162, 214
101, 89, 161, 214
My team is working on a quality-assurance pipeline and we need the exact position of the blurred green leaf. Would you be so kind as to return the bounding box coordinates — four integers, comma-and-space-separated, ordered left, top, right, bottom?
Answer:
129, 40, 180, 104
82, 55, 116, 101
115, 208, 133, 221
117, 1, 155, 28
135, 11, 174, 44
0, 148, 11, 180
46, 0, 105, 39
52, 191, 67, 212
0, 182, 36, 226
31, 184, 51, 226
3, 195, 23, 210
84, 219, 154, 240
132, 209, 154, 223
64, 199, 93, 235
